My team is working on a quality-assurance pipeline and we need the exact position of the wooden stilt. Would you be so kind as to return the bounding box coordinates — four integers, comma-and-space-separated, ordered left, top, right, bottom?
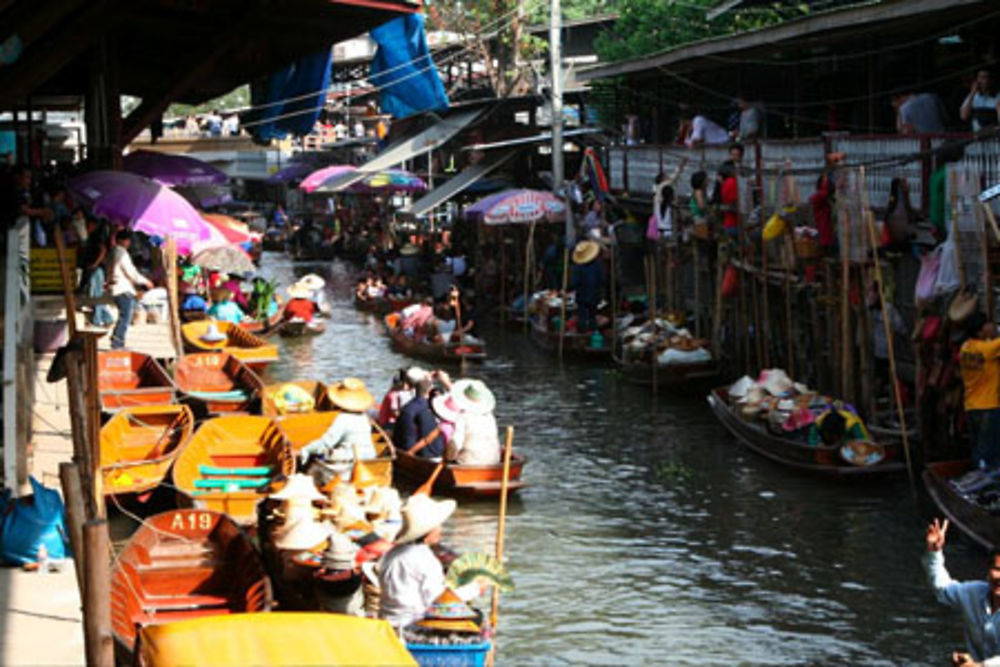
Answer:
83, 519, 114, 667
558, 247, 569, 361
58, 462, 87, 598
523, 221, 536, 334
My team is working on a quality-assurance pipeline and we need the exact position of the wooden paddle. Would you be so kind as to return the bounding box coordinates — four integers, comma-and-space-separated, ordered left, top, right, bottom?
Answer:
414, 461, 445, 497
488, 426, 514, 667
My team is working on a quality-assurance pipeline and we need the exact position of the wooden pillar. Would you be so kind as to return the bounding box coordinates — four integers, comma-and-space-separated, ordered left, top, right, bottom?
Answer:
58, 462, 87, 598
83, 520, 113, 667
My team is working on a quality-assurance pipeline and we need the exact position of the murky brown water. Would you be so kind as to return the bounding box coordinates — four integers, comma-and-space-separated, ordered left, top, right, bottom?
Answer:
259, 253, 977, 666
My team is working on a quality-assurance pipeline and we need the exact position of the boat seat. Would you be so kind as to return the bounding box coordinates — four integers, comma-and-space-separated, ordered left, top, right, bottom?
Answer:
141, 593, 229, 611
149, 543, 217, 559
135, 608, 232, 625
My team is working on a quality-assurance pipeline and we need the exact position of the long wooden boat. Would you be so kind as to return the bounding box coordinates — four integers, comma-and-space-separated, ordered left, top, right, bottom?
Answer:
172, 415, 294, 524
100, 405, 194, 499
277, 411, 395, 487
97, 351, 176, 412
110, 509, 272, 658
175, 353, 263, 415
393, 447, 527, 498
383, 313, 486, 364
181, 320, 278, 373
529, 318, 610, 360
239, 311, 282, 334
278, 319, 325, 338
354, 295, 414, 316
706, 387, 906, 477
261, 380, 333, 418
923, 459, 1000, 550
613, 352, 719, 388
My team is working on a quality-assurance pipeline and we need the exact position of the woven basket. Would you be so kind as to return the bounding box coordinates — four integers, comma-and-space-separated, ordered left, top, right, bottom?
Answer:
794, 237, 820, 259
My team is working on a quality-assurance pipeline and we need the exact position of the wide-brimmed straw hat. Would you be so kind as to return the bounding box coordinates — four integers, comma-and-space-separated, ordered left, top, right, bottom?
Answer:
296, 274, 325, 291
199, 322, 227, 343
274, 517, 332, 550
395, 494, 456, 544
287, 283, 312, 300
431, 393, 462, 423
321, 532, 359, 571
572, 240, 600, 265
405, 366, 429, 385
269, 474, 326, 502
327, 377, 375, 412
450, 379, 495, 415
399, 243, 420, 256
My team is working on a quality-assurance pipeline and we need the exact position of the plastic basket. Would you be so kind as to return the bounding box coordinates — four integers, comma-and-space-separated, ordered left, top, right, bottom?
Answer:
406, 641, 492, 667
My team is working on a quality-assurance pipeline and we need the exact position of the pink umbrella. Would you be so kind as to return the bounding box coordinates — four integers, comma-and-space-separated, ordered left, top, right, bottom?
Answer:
299, 165, 357, 193
67, 170, 225, 255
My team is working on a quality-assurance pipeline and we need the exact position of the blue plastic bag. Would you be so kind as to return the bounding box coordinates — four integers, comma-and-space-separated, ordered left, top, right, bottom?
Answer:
0, 477, 69, 565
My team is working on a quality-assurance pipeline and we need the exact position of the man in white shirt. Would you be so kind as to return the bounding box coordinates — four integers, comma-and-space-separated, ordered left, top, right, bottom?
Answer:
961, 69, 1000, 133
108, 231, 153, 349
924, 517, 1000, 666
685, 114, 729, 147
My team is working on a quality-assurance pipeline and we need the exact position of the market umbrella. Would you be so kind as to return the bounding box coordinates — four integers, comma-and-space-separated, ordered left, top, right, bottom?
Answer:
267, 162, 317, 185
123, 150, 228, 186
67, 170, 225, 255
299, 165, 357, 193
464, 189, 566, 225
202, 213, 260, 245
175, 183, 233, 208
191, 245, 255, 274
350, 169, 427, 195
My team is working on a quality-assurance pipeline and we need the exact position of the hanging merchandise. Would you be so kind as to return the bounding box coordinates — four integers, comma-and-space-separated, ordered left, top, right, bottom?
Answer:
933, 239, 961, 299
721, 265, 740, 298
914, 246, 943, 306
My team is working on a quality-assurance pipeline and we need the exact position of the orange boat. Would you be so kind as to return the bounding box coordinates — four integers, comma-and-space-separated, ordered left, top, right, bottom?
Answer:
97, 351, 176, 412
172, 415, 294, 524
110, 509, 272, 658
393, 447, 527, 498
260, 380, 333, 418
100, 405, 194, 499
383, 312, 486, 364
175, 353, 262, 415
181, 320, 278, 373
239, 311, 282, 335
277, 411, 395, 487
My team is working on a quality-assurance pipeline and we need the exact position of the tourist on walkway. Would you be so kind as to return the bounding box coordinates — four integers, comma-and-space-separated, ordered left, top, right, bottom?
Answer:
108, 230, 153, 349
392, 378, 445, 459
924, 517, 1000, 666
959, 312, 1000, 469
79, 218, 113, 327
960, 68, 1000, 133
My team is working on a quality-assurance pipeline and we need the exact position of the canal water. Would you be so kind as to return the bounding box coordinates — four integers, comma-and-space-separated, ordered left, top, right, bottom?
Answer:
262, 253, 976, 666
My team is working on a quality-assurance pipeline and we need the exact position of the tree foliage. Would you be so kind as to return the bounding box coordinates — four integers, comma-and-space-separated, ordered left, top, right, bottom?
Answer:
593, 0, 810, 63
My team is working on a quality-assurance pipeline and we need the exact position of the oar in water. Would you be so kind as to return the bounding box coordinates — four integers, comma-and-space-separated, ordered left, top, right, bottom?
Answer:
414, 461, 445, 497
487, 426, 515, 667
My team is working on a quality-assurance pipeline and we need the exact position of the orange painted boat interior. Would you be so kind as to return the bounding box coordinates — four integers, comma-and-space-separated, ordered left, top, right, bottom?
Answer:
97, 351, 175, 408
100, 406, 193, 468
110, 509, 271, 652
174, 353, 262, 394
277, 412, 394, 486
182, 321, 277, 358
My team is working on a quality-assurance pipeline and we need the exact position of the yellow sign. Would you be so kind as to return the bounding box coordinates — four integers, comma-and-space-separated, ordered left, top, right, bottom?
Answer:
30, 247, 76, 294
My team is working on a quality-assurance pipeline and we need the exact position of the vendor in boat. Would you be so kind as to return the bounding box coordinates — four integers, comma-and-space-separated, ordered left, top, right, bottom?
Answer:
378, 494, 482, 630
219, 273, 249, 310
435, 376, 501, 465
377, 367, 425, 429
960, 312, 1000, 469
570, 240, 605, 334
924, 517, 1000, 666
392, 377, 445, 459
806, 406, 871, 447
284, 283, 317, 323
299, 378, 379, 476
295, 274, 331, 316
207, 287, 246, 324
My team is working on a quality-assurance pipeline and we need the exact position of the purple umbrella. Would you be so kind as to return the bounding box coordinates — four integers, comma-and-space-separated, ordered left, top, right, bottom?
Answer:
68, 171, 225, 255
465, 189, 566, 225
299, 165, 357, 193
122, 149, 228, 186
266, 162, 316, 185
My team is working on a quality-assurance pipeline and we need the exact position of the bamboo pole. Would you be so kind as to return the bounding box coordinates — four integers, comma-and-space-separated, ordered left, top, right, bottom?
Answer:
82, 332, 105, 519
712, 247, 725, 359
761, 234, 770, 369
500, 237, 507, 325
489, 426, 515, 661
783, 235, 795, 377
610, 241, 617, 352
693, 240, 702, 338
949, 170, 966, 292
83, 519, 113, 667
165, 238, 183, 358
651, 246, 658, 393
53, 229, 78, 338
523, 222, 536, 334
983, 201, 1000, 243
840, 204, 852, 401
558, 247, 569, 361
978, 201, 994, 320
58, 462, 87, 598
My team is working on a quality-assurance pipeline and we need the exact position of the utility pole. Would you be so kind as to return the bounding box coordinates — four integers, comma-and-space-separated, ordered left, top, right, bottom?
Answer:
549, 0, 571, 244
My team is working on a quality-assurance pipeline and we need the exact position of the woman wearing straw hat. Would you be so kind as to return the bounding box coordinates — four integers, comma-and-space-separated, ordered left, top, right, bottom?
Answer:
300, 378, 378, 481
378, 494, 481, 630
282, 282, 317, 324
445, 378, 500, 465
570, 240, 604, 334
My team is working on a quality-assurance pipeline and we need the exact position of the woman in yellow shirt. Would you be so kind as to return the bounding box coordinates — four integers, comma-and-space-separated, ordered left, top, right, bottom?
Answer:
959, 312, 1000, 468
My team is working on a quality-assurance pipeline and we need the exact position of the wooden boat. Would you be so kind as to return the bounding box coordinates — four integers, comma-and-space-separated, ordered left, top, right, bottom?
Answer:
278, 319, 326, 338
239, 311, 282, 335
97, 351, 176, 412
133, 613, 416, 667
110, 509, 272, 658
172, 415, 294, 524
393, 447, 527, 498
706, 387, 906, 477
175, 353, 263, 415
261, 380, 333, 418
923, 459, 1000, 550
181, 320, 278, 373
383, 313, 486, 364
277, 411, 395, 487
529, 318, 610, 360
100, 405, 194, 499
613, 352, 719, 388
354, 295, 413, 316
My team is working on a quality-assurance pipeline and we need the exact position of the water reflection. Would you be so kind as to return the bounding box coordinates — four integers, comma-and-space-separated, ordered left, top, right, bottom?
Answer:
258, 253, 975, 666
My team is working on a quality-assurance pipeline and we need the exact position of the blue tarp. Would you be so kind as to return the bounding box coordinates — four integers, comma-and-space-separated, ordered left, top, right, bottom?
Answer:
369, 14, 449, 120
0, 477, 69, 565
245, 50, 333, 141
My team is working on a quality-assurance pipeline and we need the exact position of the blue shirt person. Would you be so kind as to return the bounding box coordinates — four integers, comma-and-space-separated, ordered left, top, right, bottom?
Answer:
391, 382, 444, 459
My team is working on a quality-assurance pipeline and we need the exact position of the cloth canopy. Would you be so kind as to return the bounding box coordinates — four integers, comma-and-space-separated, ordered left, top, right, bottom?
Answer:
245, 50, 332, 141
370, 13, 449, 119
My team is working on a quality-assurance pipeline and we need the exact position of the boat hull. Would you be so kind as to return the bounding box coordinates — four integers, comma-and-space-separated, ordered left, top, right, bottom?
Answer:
923, 460, 1000, 550
97, 351, 176, 412
100, 405, 194, 499
529, 320, 610, 360
393, 448, 527, 498
614, 354, 719, 388
706, 387, 906, 477
182, 321, 278, 373
175, 353, 263, 416
382, 314, 486, 365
